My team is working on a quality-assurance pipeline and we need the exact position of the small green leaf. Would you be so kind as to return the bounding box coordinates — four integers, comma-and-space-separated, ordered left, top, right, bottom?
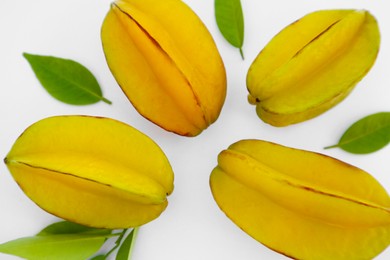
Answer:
215, 0, 245, 59
23, 53, 111, 105
325, 112, 390, 154
116, 228, 139, 260
37, 221, 112, 236
0, 221, 114, 260
0, 233, 115, 260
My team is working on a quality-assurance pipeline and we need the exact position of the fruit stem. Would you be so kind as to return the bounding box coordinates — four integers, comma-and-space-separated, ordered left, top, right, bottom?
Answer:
247, 94, 258, 105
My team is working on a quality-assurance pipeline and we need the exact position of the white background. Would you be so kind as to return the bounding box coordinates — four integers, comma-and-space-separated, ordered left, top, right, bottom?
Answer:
1, 0, 390, 259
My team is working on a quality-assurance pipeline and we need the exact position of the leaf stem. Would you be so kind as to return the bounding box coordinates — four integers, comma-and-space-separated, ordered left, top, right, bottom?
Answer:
105, 229, 128, 258
101, 96, 112, 105
239, 48, 244, 60
324, 144, 339, 150
128, 227, 139, 260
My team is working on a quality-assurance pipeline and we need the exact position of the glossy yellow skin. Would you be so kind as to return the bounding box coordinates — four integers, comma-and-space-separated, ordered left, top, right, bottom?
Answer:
101, 0, 226, 136
210, 139, 390, 259
4, 116, 174, 229
247, 10, 380, 126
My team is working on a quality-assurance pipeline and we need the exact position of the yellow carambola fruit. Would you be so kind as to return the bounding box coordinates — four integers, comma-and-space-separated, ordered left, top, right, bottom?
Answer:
210, 139, 390, 259
4, 116, 174, 229
101, 0, 227, 137
247, 10, 380, 126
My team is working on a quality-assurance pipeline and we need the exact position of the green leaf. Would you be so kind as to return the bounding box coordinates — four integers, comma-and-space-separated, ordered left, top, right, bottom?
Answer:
37, 221, 111, 236
215, 0, 245, 59
0, 233, 115, 260
116, 228, 139, 260
325, 112, 390, 154
23, 53, 111, 105
0, 221, 114, 260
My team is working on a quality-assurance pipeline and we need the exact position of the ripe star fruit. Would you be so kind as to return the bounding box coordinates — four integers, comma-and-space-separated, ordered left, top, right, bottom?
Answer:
246, 9, 380, 126
101, 0, 227, 137
4, 116, 174, 229
210, 139, 390, 259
